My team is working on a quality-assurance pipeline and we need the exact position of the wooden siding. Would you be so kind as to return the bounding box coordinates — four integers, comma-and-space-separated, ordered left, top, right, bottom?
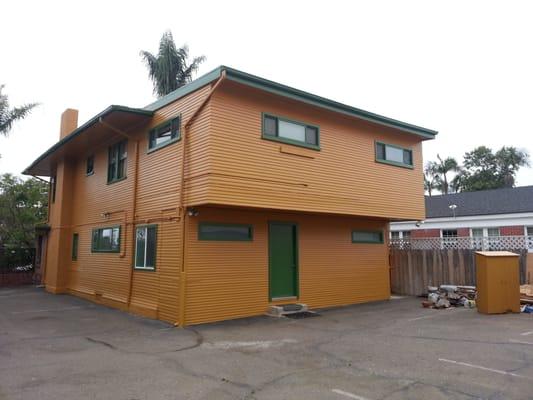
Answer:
199, 80, 425, 220
185, 206, 389, 325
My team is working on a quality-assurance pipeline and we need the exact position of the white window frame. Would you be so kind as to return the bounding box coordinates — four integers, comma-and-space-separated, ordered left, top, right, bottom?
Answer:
134, 225, 157, 271
526, 226, 533, 253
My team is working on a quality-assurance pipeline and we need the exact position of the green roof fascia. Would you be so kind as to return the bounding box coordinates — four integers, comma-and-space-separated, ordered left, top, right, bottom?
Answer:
143, 65, 437, 139
22, 105, 153, 176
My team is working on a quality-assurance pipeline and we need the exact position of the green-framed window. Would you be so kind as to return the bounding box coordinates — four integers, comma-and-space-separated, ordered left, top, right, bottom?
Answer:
86, 155, 94, 176
375, 142, 413, 168
91, 226, 121, 253
72, 233, 79, 261
198, 222, 253, 241
134, 225, 157, 270
262, 113, 319, 150
352, 230, 384, 244
148, 117, 180, 151
107, 140, 127, 183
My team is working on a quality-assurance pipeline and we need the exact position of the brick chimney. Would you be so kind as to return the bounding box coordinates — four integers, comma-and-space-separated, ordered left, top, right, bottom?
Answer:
59, 109, 79, 139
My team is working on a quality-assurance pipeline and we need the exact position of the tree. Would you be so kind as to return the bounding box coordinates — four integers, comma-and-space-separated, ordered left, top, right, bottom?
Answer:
423, 161, 439, 196
453, 146, 529, 192
0, 174, 48, 249
140, 31, 206, 97
431, 154, 459, 195
0, 85, 38, 136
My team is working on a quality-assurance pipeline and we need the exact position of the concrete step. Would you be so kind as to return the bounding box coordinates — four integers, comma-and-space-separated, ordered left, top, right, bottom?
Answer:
267, 303, 308, 317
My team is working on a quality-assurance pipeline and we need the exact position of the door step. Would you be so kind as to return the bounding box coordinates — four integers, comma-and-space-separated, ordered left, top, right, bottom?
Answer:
267, 303, 308, 317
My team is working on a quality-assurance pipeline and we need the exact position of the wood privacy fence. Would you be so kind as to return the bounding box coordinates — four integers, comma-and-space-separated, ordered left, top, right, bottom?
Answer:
390, 248, 528, 296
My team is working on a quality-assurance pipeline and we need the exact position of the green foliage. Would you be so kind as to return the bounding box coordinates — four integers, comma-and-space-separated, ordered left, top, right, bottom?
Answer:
0, 174, 48, 249
0, 85, 38, 136
424, 155, 459, 195
140, 31, 206, 97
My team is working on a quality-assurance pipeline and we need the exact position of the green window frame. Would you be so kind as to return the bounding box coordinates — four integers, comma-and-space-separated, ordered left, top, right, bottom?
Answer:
91, 226, 121, 253
148, 117, 181, 152
107, 140, 127, 183
198, 222, 253, 241
352, 230, 384, 244
134, 225, 157, 270
375, 141, 413, 168
86, 155, 94, 176
262, 113, 320, 150
72, 233, 79, 261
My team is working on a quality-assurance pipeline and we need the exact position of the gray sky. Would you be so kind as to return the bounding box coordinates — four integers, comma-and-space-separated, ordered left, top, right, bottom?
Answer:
1, 0, 532, 186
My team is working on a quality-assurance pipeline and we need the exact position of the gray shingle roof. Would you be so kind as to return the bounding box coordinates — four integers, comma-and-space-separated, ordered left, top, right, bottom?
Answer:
425, 186, 533, 218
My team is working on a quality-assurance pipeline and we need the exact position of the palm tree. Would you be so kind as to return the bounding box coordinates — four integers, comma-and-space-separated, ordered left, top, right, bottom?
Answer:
140, 31, 206, 97
423, 161, 438, 196
0, 85, 38, 136
434, 154, 459, 194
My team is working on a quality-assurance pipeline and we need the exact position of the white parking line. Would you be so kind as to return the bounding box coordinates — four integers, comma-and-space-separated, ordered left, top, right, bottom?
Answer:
520, 330, 533, 336
11, 306, 85, 314
332, 389, 371, 400
509, 339, 533, 345
408, 314, 437, 322
438, 358, 526, 379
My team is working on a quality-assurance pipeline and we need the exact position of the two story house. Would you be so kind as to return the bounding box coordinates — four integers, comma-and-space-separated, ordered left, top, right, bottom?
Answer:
24, 66, 437, 326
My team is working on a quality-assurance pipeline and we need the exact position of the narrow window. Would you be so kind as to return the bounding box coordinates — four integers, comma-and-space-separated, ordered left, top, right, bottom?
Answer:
86, 155, 94, 176
149, 117, 180, 150
198, 223, 253, 241
50, 175, 57, 203
262, 114, 319, 149
134, 225, 157, 270
72, 233, 79, 261
375, 142, 413, 168
107, 140, 127, 183
91, 226, 121, 252
352, 230, 384, 244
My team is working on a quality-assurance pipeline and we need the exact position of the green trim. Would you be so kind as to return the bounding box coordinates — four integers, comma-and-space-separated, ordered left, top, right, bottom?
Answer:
351, 230, 384, 244
268, 221, 299, 301
147, 115, 182, 153
71, 233, 79, 261
91, 225, 121, 253
198, 222, 253, 241
375, 141, 414, 169
261, 112, 320, 150
133, 224, 158, 271
22, 105, 153, 176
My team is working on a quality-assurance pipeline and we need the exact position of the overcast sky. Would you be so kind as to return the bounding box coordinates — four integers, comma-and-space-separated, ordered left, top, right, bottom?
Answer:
1, 0, 532, 186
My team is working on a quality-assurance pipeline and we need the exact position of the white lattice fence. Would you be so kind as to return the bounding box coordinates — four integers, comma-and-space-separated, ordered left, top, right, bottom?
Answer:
390, 236, 532, 251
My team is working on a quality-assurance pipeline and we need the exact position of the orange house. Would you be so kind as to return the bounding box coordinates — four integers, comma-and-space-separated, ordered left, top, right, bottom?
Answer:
24, 66, 437, 325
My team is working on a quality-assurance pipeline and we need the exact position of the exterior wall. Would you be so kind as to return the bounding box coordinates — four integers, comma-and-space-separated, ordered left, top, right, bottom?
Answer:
45, 85, 213, 324
457, 228, 470, 237
411, 229, 440, 238
500, 226, 525, 236
202, 81, 426, 221
184, 206, 390, 325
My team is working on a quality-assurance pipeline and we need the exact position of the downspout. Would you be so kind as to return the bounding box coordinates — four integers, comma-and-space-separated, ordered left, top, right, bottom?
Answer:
178, 71, 226, 327
98, 118, 140, 308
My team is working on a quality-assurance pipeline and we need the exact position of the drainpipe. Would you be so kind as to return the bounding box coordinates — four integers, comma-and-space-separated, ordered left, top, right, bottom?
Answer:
178, 71, 226, 327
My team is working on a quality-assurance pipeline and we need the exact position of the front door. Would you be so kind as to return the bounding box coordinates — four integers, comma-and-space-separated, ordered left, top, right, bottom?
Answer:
269, 222, 298, 299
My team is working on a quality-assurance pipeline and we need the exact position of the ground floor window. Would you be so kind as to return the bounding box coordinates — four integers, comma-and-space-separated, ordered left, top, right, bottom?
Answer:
352, 230, 383, 244
390, 231, 411, 240
134, 225, 157, 270
72, 233, 79, 261
198, 223, 253, 241
91, 226, 121, 253
527, 227, 533, 252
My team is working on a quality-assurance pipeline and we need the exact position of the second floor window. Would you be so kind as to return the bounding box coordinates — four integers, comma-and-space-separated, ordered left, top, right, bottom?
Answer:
262, 113, 319, 149
376, 142, 413, 168
108, 140, 127, 183
149, 117, 180, 150
86, 155, 94, 176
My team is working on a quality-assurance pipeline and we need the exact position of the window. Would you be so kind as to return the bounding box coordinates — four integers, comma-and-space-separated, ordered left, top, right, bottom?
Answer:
375, 142, 413, 168
107, 140, 127, 183
149, 117, 180, 150
442, 229, 458, 238
72, 233, 79, 261
50, 175, 57, 203
134, 225, 157, 270
198, 223, 253, 241
527, 227, 533, 252
352, 230, 384, 244
91, 226, 121, 253
86, 155, 94, 176
391, 231, 400, 240
262, 114, 319, 149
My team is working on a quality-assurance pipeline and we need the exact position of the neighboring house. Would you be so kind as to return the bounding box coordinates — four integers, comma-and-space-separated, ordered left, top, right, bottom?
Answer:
24, 66, 436, 326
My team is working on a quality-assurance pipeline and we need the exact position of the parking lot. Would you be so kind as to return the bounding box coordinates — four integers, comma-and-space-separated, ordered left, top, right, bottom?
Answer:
1, 287, 532, 400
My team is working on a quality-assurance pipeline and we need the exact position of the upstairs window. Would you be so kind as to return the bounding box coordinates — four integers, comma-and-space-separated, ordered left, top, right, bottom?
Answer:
149, 117, 180, 151
50, 175, 57, 203
86, 155, 94, 176
91, 226, 121, 253
375, 142, 413, 168
108, 140, 127, 183
262, 113, 319, 150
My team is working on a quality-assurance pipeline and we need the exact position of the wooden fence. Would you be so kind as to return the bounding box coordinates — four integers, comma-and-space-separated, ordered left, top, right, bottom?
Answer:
390, 248, 528, 296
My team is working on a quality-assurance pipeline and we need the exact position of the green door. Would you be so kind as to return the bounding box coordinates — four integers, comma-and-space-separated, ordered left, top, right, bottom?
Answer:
269, 222, 298, 299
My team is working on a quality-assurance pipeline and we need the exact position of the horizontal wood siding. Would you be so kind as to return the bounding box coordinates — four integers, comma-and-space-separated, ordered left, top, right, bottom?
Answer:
185, 206, 389, 325
204, 81, 425, 220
